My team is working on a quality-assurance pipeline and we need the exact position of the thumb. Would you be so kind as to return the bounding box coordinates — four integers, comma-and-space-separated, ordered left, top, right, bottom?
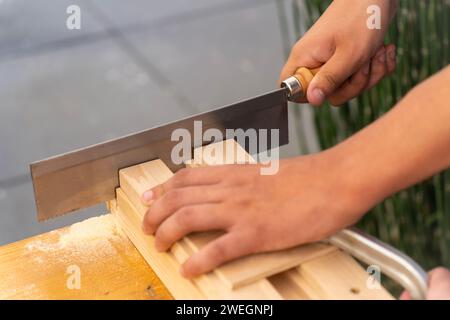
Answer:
307, 49, 357, 106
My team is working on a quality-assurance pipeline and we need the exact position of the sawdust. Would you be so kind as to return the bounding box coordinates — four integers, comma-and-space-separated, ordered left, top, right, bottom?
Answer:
58, 214, 124, 248
25, 214, 127, 264
0, 283, 37, 300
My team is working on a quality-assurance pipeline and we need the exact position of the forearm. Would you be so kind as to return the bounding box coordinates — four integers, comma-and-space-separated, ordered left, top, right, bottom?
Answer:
331, 66, 450, 207
388, 0, 399, 21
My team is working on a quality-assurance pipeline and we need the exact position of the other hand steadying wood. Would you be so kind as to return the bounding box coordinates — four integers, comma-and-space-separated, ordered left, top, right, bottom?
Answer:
140, 0, 450, 299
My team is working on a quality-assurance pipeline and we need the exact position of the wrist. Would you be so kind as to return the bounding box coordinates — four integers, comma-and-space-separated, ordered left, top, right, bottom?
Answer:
323, 142, 389, 214
324, 0, 393, 55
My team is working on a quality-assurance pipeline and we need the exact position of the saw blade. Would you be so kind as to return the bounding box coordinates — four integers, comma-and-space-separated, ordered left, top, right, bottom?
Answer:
30, 88, 289, 221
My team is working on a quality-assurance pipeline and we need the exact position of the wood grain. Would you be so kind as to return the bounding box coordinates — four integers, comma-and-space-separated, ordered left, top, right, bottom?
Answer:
192, 138, 257, 166
114, 189, 204, 299
0, 213, 171, 300
115, 187, 281, 299
183, 232, 338, 289
117, 160, 282, 299
287, 250, 394, 299
171, 239, 282, 299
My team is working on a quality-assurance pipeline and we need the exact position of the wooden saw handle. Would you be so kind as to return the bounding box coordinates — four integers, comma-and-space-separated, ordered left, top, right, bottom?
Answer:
282, 66, 322, 102
292, 67, 321, 97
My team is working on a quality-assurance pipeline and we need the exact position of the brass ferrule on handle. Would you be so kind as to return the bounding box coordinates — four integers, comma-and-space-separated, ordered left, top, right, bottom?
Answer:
281, 67, 321, 102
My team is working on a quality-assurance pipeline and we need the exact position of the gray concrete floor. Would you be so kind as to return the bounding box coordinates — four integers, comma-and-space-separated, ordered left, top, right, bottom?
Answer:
0, 0, 315, 245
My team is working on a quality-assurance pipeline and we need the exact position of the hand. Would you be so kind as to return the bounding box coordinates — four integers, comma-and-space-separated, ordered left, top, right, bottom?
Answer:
141, 152, 372, 278
400, 267, 450, 300
279, 0, 398, 106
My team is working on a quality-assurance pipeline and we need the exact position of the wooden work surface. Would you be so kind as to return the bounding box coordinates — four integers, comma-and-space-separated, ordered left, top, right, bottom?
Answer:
0, 214, 172, 300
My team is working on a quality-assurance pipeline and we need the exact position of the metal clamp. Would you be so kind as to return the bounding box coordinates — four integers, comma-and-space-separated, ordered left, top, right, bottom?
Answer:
324, 227, 429, 300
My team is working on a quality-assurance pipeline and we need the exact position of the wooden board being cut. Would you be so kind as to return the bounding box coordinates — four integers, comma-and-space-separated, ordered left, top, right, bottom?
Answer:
110, 194, 204, 299
170, 235, 282, 299
192, 138, 257, 166
115, 138, 393, 299
118, 146, 337, 290
182, 231, 337, 289
113, 189, 282, 299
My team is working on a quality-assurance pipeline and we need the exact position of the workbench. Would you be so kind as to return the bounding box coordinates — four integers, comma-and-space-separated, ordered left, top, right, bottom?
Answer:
0, 214, 171, 300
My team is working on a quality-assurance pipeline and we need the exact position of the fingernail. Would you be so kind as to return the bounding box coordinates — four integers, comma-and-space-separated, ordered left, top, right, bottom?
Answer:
378, 50, 386, 63
142, 190, 154, 203
362, 63, 370, 75
311, 87, 325, 104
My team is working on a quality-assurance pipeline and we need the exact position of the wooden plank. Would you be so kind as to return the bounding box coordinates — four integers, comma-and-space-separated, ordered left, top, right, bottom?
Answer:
172, 239, 282, 299
0, 212, 171, 300
268, 270, 309, 300
113, 188, 204, 299
192, 138, 257, 166
115, 187, 281, 299
183, 232, 338, 289
288, 250, 394, 299
119, 154, 336, 290
281, 268, 324, 300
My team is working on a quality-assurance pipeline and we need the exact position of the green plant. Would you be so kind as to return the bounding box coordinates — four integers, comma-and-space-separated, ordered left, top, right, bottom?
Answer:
277, 0, 450, 275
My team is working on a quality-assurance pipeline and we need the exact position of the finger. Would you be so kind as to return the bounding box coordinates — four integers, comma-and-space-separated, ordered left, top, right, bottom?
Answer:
278, 42, 320, 86
428, 267, 450, 286
165, 167, 223, 189
365, 46, 388, 90
141, 166, 226, 204
426, 267, 450, 300
428, 267, 450, 281
279, 57, 301, 88
385, 44, 396, 74
307, 48, 360, 106
326, 44, 389, 106
154, 204, 227, 251
327, 61, 371, 106
181, 232, 255, 278
142, 186, 227, 234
